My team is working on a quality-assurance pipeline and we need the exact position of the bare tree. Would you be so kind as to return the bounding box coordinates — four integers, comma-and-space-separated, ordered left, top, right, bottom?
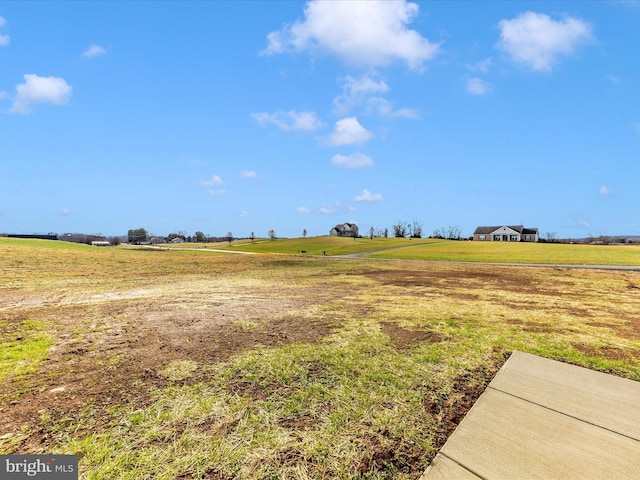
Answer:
268, 229, 276, 240
226, 231, 233, 246
392, 221, 408, 238
446, 225, 463, 240
302, 229, 307, 238
250, 232, 255, 243
369, 226, 374, 239
384, 228, 388, 239
411, 219, 423, 238
543, 232, 558, 243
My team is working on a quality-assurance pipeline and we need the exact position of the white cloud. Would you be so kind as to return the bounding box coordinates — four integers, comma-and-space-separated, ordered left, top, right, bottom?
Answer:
366, 97, 418, 118
333, 75, 417, 118
578, 219, 591, 228
61, 207, 71, 216
466, 77, 493, 95
297, 207, 311, 214
9, 74, 72, 114
241, 170, 257, 178
318, 204, 337, 215
466, 57, 492, 73
82, 44, 107, 58
331, 152, 373, 169
598, 186, 615, 197
200, 175, 223, 186
325, 117, 373, 146
333, 74, 389, 114
496, 11, 593, 71
238, 210, 249, 217
251, 110, 323, 132
354, 189, 383, 202
262, 0, 439, 70
0, 16, 9, 46
208, 189, 225, 196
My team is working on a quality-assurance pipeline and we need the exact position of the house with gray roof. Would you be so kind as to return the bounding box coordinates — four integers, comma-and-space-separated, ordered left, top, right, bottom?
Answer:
473, 225, 538, 242
330, 223, 359, 238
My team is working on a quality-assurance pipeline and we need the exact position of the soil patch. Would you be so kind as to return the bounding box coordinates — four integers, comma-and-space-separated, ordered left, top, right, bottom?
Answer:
380, 322, 443, 349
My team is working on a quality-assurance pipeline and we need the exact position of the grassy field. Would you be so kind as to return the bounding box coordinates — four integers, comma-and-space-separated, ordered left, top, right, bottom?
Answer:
163, 236, 438, 256
1, 237, 639, 478
163, 236, 640, 266
365, 239, 640, 265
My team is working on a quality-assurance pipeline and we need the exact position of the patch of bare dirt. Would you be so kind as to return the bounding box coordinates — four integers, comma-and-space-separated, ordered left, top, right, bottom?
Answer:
364, 268, 540, 293
380, 321, 443, 349
0, 291, 335, 453
572, 343, 640, 362
421, 354, 508, 463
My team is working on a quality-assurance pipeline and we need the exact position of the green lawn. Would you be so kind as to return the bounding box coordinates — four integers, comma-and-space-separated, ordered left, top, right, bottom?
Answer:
365, 240, 640, 265
201, 236, 439, 256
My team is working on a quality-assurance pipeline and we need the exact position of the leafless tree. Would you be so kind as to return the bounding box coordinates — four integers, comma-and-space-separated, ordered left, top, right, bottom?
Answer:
411, 219, 423, 238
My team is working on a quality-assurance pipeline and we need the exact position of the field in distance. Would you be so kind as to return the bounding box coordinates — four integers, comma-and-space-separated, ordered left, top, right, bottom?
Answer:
168, 235, 640, 266
1, 237, 639, 478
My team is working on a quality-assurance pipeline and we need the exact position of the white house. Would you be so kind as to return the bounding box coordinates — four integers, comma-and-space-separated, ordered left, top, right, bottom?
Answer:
473, 225, 538, 242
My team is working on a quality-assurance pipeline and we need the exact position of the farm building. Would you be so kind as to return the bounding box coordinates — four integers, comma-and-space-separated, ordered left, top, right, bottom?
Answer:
473, 225, 538, 242
330, 223, 359, 237
91, 241, 110, 247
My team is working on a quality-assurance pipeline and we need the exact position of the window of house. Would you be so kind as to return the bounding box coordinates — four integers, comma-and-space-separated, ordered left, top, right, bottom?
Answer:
493, 235, 501, 241
479, 235, 486, 240
510, 235, 519, 241
525, 235, 531, 241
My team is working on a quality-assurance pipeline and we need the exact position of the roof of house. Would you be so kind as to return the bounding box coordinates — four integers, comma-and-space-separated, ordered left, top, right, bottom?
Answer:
474, 225, 538, 235
332, 223, 357, 231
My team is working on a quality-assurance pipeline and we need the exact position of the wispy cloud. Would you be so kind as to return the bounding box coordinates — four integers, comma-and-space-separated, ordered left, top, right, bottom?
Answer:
333, 74, 389, 114
331, 152, 373, 169
353, 189, 383, 202
325, 117, 373, 146
598, 186, 615, 197
82, 44, 107, 58
606, 74, 620, 85
61, 207, 71, 216
0, 16, 9, 46
208, 189, 225, 196
262, 0, 439, 70
333, 74, 417, 118
251, 110, 323, 132
200, 175, 223, 186
496, 11, 593, 71
366, 97, 418, 118
466, 57, 492, 74
466, 77, 493, 95
297, 207, 311, 214
241, 170, 257, 178
237, 210, 249, 217
9, 74, 73, 114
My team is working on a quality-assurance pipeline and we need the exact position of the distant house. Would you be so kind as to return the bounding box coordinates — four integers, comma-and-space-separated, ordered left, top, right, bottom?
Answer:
330, 223, 359, 237
91, 241, 110, 247
473, 225, 538, 242
171, 237, 185, 244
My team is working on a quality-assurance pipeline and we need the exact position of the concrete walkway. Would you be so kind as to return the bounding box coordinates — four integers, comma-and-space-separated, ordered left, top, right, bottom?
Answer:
422, 351, 640, 480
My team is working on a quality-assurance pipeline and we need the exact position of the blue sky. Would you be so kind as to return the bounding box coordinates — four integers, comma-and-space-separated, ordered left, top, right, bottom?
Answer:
1, 1, 639, 239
